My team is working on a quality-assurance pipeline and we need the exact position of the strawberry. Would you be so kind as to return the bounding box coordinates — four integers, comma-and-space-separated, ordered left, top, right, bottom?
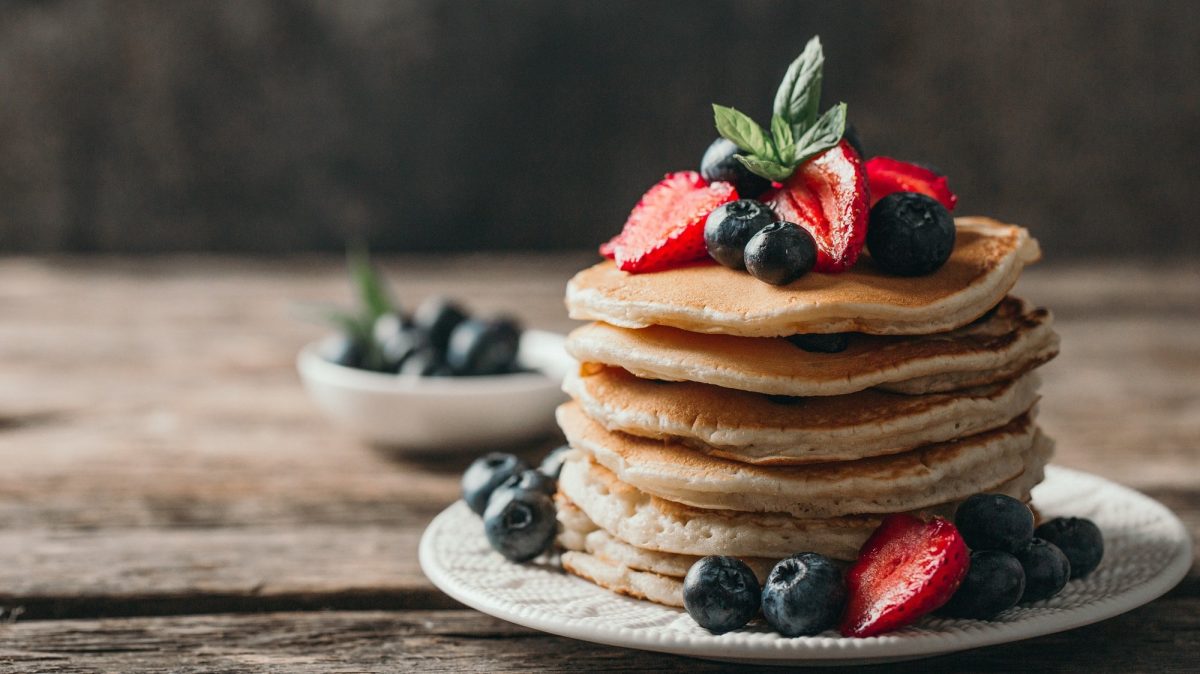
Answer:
766, 140, 869, 273
865, 157, 958, 211
600, 172, 737, 273
840, 514, 969, 638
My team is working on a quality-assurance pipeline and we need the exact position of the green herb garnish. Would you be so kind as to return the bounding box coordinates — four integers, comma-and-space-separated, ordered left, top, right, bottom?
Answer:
712, 36, 846, 182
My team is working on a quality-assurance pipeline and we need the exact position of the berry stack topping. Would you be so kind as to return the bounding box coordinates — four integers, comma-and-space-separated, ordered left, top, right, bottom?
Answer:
840, 514, 969, 637
600, 172, 737, 273
744, 222, 819, 285
787, 333, 851, 353
682, 556, 761, 635
761, 553, 847, 637
703, 199, 777, 270
936, 550, 1026, 620
1016, 538, 1072, 602
700, 138, 772, 199
1035, 517, 1105, 579
954, 493, 1035, 554
866, 192, 957, 276
866, 157, 958, 211
461, 453, 530, 516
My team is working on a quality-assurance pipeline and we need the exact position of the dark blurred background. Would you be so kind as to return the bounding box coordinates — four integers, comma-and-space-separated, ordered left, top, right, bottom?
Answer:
1, 0, 1197, 258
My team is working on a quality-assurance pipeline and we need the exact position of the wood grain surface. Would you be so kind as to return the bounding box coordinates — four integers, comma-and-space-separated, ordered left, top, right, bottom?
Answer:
0, 255, 1196, 671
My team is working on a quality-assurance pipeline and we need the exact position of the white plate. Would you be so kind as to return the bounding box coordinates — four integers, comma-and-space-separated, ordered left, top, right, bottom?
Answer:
420, 466, 1192, 666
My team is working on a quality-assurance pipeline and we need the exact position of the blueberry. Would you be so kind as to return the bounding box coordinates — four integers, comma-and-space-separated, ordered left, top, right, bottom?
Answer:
375, 317, 427, 372
483, 487, 557, 562
413, 297, 469, 353
398, 346, 444, 377
461, 452, 530, 515
704, 199, 776, 270
844, 124, 866, 158
321, 334, 363, 368
682, 556, 760, 634
786, 333, 850, 353
494, 468, 556, 500
937, 550, 1025, 620
538, 444, 572, 481
700, 138, 772, 198
761, 553, 846, 637
447, 317, 522, 376
955, 493, 1035, 554
1035, 517, 1104, 579
1016, 538, 1071, 602
744, 222, 818, 286
866, 192, 956, 276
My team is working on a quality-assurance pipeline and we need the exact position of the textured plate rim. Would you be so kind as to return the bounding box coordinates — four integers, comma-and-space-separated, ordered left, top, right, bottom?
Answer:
419, 466, 1192, 664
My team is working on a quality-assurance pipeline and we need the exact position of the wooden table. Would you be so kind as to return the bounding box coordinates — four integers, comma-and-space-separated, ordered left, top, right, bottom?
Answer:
0, 255, 1195, 672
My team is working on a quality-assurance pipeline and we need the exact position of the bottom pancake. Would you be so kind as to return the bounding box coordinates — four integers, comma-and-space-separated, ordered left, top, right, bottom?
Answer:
562, 551, 687, 608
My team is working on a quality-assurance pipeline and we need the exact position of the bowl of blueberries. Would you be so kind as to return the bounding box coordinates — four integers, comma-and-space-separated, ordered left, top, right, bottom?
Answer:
297, 256, 571, 450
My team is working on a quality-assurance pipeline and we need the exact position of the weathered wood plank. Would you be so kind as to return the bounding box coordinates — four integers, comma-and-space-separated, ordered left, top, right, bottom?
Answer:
0, 603, 1197, 673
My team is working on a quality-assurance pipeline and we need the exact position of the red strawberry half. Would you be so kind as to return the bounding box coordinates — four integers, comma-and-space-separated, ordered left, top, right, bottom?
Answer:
865, 157, 958, 211
767, 140, 869, 273
601, 172, 737, 273
840, 514, 969, 638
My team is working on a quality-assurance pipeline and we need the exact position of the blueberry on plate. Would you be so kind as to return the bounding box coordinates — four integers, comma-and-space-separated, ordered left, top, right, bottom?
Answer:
1016, 538, 1071, 603
321, 334, 363, 368
761, 553, 846, 637
700, 137, 772, 198
704, 199, 776, 270
866, 192, 956, 276
1035, 517, 1104, 579
744, 222, 818, 286
413, 297, 469, 353
493, 468, 556, 500
447, 317, 522, 376
483, 487, 557, 562
786, 333, 850, 353
954, 493, 1035, 553
461, 452, 530, 516
937, 550, 1025, 620
682, 556, 760, 634
538, 444, 572, 481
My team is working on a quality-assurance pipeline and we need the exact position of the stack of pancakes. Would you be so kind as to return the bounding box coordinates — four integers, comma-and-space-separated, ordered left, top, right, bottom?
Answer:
554, 217, 1059, 608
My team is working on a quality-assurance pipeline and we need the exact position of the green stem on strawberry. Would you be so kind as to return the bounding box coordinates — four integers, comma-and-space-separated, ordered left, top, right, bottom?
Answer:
712, 36, 847, 183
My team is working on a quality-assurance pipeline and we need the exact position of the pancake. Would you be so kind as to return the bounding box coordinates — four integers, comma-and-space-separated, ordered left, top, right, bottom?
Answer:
558, 524, 777, 583
557, 442, 1051, 560
566, 296, 1058, 397
561, 551, 687, 608
565, 365, 1040, 464
558, 401, 1042, 517
567, 218, 1040, 337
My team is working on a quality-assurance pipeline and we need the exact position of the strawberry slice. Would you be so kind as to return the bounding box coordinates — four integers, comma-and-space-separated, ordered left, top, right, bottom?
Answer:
840, 514, 969, 638
601, 172, 737, 273
865, 157, 958, 211
766, 140, 869, 273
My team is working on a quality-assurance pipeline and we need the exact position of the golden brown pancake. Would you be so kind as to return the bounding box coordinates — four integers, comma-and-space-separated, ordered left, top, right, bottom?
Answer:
565, 365, 1040, 464
567, 217, 1040, 337
566, 296, 1058, 397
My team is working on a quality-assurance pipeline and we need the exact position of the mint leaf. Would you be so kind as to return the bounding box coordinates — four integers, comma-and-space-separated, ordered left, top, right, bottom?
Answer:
348, 250, 394, 322
792, 102, 847, 165
713, 105, 774, 159
771, 114, 795, 165
773, 36, 824, 128
735, 154, 794, 182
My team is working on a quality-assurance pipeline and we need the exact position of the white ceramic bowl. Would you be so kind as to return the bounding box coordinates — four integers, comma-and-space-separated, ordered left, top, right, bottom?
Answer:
297, 330, 571, 450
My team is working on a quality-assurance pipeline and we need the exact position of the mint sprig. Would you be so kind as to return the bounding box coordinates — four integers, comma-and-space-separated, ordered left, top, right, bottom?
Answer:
712, 36, 847, 183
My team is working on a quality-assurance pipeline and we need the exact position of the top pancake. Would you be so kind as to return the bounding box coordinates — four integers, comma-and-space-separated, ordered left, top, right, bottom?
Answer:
567, 217, 1040, 337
